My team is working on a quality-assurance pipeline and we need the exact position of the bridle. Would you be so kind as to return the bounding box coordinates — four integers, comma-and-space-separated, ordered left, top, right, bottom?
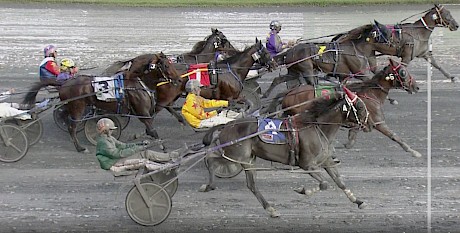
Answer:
343, 93, 369, 131
386, 62, 415, 92
420, 5, 450, 31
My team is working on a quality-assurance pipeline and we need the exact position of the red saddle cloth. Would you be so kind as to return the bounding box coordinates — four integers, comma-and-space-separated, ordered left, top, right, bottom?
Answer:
187, 63, 210, 87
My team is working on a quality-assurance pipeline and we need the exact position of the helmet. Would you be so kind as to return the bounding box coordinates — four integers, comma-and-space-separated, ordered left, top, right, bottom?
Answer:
185, 79, 201, 93
96, 118, 117, 134
44, 45, 57, 57
269, 20, 282, 31
60, 58, 75, 69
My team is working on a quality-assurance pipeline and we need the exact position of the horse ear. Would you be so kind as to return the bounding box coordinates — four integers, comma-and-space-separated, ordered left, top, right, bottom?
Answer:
255, 37, 259, 44
374, 20, 390, 39
211, 28, 217, 33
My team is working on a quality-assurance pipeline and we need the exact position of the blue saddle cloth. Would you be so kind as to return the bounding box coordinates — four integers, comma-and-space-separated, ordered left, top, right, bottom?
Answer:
257, 118, 287, 144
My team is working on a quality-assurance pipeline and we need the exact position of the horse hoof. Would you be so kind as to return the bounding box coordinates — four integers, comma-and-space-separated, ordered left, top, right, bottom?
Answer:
389, 99, 398, 105
198, 184, 215, 192
266, 206, 279, 218
358, 202, 367, 209
411, 150, 422, 158
344, 143, 354, 149
451, 76, 459, 83
294, 187, 306, 194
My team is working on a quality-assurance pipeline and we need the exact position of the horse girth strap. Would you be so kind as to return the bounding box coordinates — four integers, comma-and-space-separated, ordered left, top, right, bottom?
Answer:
285, 117, 300, 166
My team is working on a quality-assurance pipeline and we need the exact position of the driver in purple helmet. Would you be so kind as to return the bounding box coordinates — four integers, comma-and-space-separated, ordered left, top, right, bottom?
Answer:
266, 20, 295, 58
39, 45, 61, 86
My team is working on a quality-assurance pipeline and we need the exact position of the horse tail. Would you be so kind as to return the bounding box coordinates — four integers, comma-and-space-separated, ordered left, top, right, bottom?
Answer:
202, 124, 226, 146
21, 82, 48, 106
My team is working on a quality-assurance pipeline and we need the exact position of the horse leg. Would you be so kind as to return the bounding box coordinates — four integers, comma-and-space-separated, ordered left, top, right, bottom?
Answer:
294, 170, 328, 197
242, 164, 279, 218
164, 106, 186, 126
324, 165, 366, 209
262, 74, 293, 98
140, 117, 166, 152
68, 114, 88, 153
199, 155, 218, 192
374, 123, 422, 158
423, 53, 459, 82
344, 128, 359, 149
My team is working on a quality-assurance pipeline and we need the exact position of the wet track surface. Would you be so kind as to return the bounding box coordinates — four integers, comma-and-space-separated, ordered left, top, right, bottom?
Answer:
0, 3, 459, 233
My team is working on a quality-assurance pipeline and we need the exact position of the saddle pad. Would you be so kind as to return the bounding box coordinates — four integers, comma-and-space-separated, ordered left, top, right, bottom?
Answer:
93, 73, 124, 101
314, 85, 337, 99
257, 118, 287, 144
187, 63, 210, 86
314, 43, 337, 64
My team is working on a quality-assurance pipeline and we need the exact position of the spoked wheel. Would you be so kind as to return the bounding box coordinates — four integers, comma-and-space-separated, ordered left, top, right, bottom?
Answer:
142, 168, 179, 198
84, 116, 122, 146
125, 183, 172, 226
240, 88, 261, 113
204, 156, 243, 179
17, 118, 43, 146
53, 106, 84, 132
0, 124, 29, 163
117, 116, 130, 130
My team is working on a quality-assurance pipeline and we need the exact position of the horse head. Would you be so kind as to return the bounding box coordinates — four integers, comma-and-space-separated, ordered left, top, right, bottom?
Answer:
148, 52, 181, 82
372, 20, 397, 46
211, 28, 239, 58
384, 58, 419, 94
252, 38, 277, 71
426, 4, 459, 31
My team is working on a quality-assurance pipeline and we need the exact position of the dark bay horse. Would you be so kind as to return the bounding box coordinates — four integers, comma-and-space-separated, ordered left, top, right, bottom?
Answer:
201, 89, 369, 217
339, 4, 459, 81
262, 22, 395, 98
267, 58, 421, 158
23, 53, 180, 152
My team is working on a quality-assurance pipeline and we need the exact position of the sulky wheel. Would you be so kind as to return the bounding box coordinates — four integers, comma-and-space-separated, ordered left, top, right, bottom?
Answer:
116, 116, 130, 130
84, 116, 122, 146
142, 168, 179, 198
204, 156, 243, 179
17, 118, 43, 146
53, 105, 84, 132
125, 183, 172, 226
0, 124, 29, 163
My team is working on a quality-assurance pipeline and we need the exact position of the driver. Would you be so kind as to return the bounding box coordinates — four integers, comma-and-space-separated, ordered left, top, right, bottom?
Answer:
181, 79, 241, 129
95, 118, 181, 174
266, 20, 295, 58
39, 45, 61, 86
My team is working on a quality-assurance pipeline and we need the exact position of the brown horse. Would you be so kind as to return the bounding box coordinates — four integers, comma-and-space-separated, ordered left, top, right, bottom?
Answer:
102, 28, 239, 125
267, 58, 421, 158
142, 38, 277, 126
348, 4, 458, 82
262, 21, 396, 98
201, 89, 369, 217
23, 52, 180, 152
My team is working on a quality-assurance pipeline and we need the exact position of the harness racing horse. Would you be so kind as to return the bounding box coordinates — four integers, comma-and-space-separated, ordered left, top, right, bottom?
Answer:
145, 38, 276, 126
102, 28, 239, 125
23, 53, 180, 152
262, 21, 395, 98
267, 58, 421, 158
337, 4, 459, 82
201, 89, 370, 217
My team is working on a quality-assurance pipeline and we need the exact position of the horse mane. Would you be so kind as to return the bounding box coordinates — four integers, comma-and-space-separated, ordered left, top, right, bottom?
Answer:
219, 44, 253, 64
334, 24, 374, 43
297, 93, 344, 123
184, 34, 213, 55
346, 66, 388, 92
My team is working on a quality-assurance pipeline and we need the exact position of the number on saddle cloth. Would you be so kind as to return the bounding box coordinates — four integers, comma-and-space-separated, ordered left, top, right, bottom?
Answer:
257, 118, 287, 144
314, 43, 338, 64
92, 73, 125, 102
